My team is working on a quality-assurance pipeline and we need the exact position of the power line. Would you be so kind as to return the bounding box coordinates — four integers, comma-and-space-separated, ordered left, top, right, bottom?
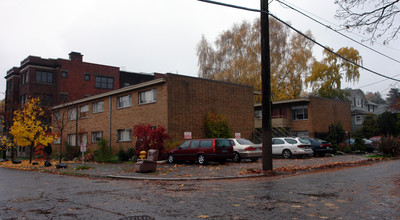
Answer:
197, 0, 400, 83
274, 0, 400, 64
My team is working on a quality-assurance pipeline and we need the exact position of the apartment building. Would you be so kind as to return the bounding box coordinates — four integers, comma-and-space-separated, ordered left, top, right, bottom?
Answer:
51, 74, 254, 152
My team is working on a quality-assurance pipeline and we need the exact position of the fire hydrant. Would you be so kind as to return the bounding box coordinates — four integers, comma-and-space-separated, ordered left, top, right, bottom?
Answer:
139, 151, 147, 160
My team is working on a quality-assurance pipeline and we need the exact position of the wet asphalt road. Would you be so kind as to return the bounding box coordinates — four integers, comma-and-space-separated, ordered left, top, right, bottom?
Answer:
0, 160, 399, 220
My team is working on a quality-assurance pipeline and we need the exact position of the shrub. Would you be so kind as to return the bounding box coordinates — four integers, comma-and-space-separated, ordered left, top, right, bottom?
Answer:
94, 139, 115, 163
65, 142, 80, 161
117, 147, 129, 162
378, 134, 400, 156
133, 124, 168, 159
204, 111, 231, 138
127, 147, 135, 160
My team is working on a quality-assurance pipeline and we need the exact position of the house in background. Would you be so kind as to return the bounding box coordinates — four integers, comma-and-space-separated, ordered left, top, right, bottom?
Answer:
254, 96, 351, 141
51, 73, 254, 152
346, 89, 382, 133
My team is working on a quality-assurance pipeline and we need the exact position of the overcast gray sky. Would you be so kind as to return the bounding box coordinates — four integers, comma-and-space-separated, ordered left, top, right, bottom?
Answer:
1, 0, 399, 100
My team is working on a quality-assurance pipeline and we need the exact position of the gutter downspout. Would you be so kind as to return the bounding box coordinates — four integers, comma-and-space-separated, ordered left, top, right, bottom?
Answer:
109, 95, 112, 151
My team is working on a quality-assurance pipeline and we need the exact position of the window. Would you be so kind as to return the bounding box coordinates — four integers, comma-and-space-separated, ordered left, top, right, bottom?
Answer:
190, 140, 200, 148
292, 105, 308, 120
117, 95, 132, 109
35, 71, 53, 83
200, 140, 212, 148
68, 108, 77, 121
95, 76, 113, 89
139, 89, 157, 104
179, 141, 191, 149
254, 110, 262, 119
54, 137, 61, 144
54, 111, 61, 121
117, 129, 132, 142
355, 115, 363, 125
61, 71, 68, 78
93, 101, 104, 113
84, 73, 90, 81
272, 139, 285, 145
67, 134, 76, 146
21, 71, 29, 84
20, 94, 27, 106
92, 131, 103, 143
35, 94, 53, 106
79, 105, 89, 118
6, 79, 13, 91
78, 133, 88, 146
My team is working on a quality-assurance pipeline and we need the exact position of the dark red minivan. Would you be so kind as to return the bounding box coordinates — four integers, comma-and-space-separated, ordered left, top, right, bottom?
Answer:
166, 139, 234, 165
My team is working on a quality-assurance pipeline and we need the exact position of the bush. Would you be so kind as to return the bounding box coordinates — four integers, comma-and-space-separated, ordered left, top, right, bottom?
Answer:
65, 142, 80, 161
127, 147, 135, 160
204, 111, 231, 138
133, 124, 168, 160
378, 134, 400, 156
117, 147, 129, 162
94, 139, 115, 163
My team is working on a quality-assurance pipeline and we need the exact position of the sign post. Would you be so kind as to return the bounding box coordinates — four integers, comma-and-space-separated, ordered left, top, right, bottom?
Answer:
80, 143, 87, 165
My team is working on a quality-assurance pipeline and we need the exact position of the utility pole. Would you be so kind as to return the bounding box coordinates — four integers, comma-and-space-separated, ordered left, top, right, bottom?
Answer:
261, 0, 273, 171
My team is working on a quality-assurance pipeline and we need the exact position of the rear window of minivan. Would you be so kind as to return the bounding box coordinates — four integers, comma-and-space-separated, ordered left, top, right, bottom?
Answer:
215, 139, 231, 148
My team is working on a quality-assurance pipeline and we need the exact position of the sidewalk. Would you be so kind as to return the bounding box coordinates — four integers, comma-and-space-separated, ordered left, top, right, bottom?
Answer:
36, 154, 383, 180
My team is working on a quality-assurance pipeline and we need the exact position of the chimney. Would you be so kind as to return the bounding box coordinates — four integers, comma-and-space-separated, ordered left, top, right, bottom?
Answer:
69, 51, 83, 62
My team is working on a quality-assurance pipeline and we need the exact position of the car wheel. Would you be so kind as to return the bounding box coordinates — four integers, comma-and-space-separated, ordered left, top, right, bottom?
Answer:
233, 152, 241, 163
282, 149, 292, 159
167, 154, 175, 164
197, 154, 206, 165
250, 157, 258, 162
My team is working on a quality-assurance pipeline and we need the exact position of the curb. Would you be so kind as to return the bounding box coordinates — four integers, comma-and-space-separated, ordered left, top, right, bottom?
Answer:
107, 174, 267, 181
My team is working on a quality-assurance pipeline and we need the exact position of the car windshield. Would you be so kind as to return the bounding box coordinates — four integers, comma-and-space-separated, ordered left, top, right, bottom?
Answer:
236, 139, 254, 145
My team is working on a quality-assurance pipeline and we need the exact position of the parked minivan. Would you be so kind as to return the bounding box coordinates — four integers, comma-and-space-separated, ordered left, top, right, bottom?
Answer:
166, 139, 234, 165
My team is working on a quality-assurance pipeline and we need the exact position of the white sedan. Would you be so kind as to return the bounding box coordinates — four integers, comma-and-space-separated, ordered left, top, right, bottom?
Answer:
229, 139, 262, 163
272, 137, 313, 159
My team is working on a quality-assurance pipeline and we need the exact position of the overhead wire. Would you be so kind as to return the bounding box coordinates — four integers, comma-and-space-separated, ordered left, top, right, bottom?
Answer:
197, 0, 400, 83
274, 0, 400, 64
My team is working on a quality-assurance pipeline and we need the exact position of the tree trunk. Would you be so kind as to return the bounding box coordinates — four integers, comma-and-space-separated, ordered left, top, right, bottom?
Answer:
29, 145, 33, 163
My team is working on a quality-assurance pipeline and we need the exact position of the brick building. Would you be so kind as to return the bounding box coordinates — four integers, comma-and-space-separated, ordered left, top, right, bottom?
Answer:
254, 96, 351, 139
4, 52, 159, 157
51, 74, 254, 152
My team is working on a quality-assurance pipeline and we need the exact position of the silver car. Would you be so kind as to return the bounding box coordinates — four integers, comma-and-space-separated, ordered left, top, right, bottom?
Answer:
272, 137, 313, 159
230, 139, 262, 163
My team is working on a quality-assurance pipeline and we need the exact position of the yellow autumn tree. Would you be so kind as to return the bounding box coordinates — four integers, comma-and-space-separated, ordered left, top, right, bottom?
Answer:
9, 97, 57, 163
306, 47, 362, 100
197, 18, 315, 101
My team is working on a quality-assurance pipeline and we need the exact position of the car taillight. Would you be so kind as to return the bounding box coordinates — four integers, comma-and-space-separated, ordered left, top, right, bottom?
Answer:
212, 140, 216, 152
244, 146, 257, 151
297, 145, 305, 148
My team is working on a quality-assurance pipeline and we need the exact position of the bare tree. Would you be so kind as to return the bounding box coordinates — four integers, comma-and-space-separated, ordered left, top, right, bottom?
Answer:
335, 0, 400, 44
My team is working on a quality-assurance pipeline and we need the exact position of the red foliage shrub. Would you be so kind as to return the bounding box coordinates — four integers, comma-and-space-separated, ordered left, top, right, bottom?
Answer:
133, 124, 168, 160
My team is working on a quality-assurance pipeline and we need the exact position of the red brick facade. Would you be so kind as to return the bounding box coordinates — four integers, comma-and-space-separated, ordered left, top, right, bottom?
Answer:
52, 74, 254, 152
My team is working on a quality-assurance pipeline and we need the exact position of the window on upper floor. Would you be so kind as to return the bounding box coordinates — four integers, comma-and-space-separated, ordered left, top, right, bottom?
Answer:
68, 108, 77, 121
139, 89, 157, 104
79, 104, 89, 118
6, 79, 13, 91
95, 76, 113, 89
84, 73, 90, 81
117, 129, 132, 142
54, 111, 61, 121
93, 101, 104, 113
35, 71, 53, 83
254, 110, 262, 119
117, 95, 132, 109
61, 71, 68, 78
355, 115, 363, 125
354, 97, 364, 108
291, 105, 308, 121
21, 71, 29, 84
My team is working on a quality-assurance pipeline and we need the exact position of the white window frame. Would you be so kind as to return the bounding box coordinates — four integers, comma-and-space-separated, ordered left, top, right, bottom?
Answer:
139, 89, 157, 105
68, 108, 77, 121
117, 94, 132, 109
54, 111, 61, 121
355, 115, 363, 125
93, 101, 104, 113
92, 131, 103, 143
79, 104, 89, 118
117, 129, 132, 142
291, 105, 308, 121
67, 134, 76, 146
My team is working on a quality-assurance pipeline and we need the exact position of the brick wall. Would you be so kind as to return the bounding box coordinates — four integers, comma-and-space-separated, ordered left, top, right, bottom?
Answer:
166, 74, 254, 142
